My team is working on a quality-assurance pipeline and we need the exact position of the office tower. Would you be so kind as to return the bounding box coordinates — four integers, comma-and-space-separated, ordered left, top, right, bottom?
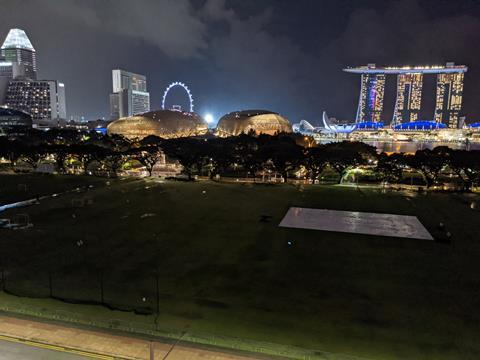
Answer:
5, 80, 66, 122
0, 60, 13, 104
1, 28, 37, 80
0, 28, 67, 125
110, 69, 150, 119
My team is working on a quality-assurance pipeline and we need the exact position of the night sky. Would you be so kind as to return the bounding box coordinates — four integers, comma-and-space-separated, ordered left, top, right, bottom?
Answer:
1, 0, 479, 125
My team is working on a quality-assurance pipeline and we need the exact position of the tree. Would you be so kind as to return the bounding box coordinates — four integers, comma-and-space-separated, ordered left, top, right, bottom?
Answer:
42, 128, 83, 145
130, 146, 165, 177
375, 152, 405, 183
162, 138, 206, 180
205, 137, 235, 179
407, 148, 447, 188
448, 149, 480, 191
48, 144, 70, 173
231, 134, 261, 180
258, 137, 304, 182
324, 141, 376, 183
99, 149, 125, 177
20, 145, 47, 170
0, 138, 22, 170
304, 145, 328, 182
138, 135, 163, 148
70, 144, 103, 174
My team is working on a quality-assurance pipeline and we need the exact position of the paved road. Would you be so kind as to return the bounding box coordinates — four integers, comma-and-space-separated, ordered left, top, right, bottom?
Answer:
0, 339, 89, 359
0, 314, 261, 360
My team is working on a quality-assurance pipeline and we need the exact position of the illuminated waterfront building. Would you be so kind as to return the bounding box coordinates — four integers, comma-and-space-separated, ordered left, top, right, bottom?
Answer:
355, 69, 385, 123
107, 109, 207, 139
110, 69, 150, 119
434, 66, 465, 128
393, 73, 423, 125
216, 110, 292, 137
344, 63, 468, 128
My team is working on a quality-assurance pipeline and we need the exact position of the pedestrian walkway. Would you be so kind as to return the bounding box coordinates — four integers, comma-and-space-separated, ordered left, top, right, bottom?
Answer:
0, 315, 259, 360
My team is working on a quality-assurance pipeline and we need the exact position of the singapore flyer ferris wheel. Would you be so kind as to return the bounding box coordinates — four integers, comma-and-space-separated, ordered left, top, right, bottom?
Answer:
161, 81, 194, 113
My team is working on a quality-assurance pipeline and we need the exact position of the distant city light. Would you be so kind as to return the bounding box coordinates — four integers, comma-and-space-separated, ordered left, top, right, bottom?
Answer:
204, 113, 214, 124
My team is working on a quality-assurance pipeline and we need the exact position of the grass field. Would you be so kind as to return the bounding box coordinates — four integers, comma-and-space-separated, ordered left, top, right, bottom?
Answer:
1, 174, 480, 359
0, 173, 107, 204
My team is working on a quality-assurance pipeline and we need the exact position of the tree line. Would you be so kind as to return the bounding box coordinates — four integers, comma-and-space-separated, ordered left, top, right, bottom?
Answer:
1, 129, 480, 190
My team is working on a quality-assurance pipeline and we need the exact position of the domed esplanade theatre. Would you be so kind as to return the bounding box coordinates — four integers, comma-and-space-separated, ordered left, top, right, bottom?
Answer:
215, 110, 292, 137
107, 110, 208, 140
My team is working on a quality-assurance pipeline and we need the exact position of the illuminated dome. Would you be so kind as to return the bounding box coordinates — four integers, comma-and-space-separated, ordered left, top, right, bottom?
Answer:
215, 110, 292, 137
107, 110, 208, 140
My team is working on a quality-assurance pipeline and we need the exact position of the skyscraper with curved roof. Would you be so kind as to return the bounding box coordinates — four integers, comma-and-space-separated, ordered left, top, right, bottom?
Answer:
1, 28, 37, 80
0, 28, 67, 125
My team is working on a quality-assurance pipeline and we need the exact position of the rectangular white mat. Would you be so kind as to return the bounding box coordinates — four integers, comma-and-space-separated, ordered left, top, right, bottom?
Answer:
279, 207, 433, 240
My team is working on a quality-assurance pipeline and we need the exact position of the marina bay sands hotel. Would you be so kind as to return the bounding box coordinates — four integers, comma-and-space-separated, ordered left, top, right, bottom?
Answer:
343, 63, 467, 128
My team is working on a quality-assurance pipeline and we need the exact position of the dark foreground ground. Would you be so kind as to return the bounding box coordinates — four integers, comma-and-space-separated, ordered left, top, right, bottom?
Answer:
1, 174, 480, 359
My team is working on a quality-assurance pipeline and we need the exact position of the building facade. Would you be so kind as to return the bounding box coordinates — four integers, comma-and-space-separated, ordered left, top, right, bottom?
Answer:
0, 28, 37, 80
110, 69, 150, 119
434, 70, 465, 129
4, 80, 66, 123
0, 28, 67, 124
0, 61, 13, 104
393, 73, 423, 125
356, 71, 385, 123
344, 63, 468, 129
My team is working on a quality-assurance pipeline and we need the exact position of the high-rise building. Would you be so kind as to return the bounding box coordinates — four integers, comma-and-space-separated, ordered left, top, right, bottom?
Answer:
0, 28, 37, 80
0, 28, 67, 125
355, 68, 385, 123
5, 80, 66, 123
434, 64, 465, 128
110, 69, 150, 119
0, 61, 13, 104
392, 73, 423, 125
112, 69, 147, 93
344, 63, 467, 127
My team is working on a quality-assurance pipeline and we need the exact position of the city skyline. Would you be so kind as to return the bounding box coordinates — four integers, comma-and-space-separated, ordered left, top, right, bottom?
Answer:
0, 27, 66, 125
0, 0, 479, 124
1, 2, 480, 359
345, 63, 467, 128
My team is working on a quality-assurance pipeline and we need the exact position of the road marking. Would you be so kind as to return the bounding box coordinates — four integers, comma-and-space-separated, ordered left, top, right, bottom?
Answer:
0, 334, 115, 359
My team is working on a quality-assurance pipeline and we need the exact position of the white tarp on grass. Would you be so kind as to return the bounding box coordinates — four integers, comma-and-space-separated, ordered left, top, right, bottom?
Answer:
279, 207, 433, 240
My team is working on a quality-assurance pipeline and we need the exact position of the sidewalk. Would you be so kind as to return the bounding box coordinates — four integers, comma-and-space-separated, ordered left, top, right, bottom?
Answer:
0, 315, 259, 360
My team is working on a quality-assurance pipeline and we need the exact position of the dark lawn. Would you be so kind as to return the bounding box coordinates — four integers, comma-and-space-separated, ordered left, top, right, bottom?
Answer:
0, 173, 107, 204
1, 175, 480, 359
